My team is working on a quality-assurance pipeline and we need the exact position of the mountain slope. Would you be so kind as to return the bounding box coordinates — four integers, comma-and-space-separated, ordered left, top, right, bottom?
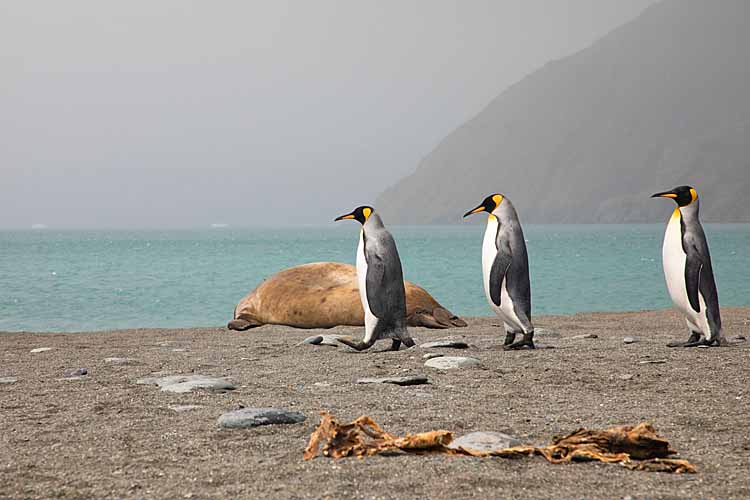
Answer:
377, 0, 750, 224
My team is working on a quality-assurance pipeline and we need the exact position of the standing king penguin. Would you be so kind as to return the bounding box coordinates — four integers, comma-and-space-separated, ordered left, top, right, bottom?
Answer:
334, 206, 415, 351
652, 186, 724, 347
464, 194, 534, 350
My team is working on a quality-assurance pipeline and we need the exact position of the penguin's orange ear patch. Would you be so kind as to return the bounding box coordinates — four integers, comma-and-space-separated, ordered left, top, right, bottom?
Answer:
690, 188, 698, 203
362, 207, 372, 220
492, 194, 504, 206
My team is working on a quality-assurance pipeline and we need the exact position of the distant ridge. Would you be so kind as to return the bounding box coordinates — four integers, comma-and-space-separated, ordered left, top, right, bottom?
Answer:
377, 0, 750, 224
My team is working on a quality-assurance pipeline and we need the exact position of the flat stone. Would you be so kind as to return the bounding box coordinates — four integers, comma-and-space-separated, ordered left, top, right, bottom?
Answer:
424, 356, 481, 370
448, 431, 523, 453
105, 357, 138, 365
64, 368, 88, 377
623, 337, 638, 344
171, 348, 189, 352
423, 353, 444, 360
0, 377, 18, 384
169, 405, 202, 413
356, 375, 428, 386
619, 374, 635, 380
570, 333, 598, 340
639, 359, 667, 365
420, 339, 469, 349
136, 375, 236, 393
298, 334, 355, 347
30, 347, 53, 353
217, 408, 306, 429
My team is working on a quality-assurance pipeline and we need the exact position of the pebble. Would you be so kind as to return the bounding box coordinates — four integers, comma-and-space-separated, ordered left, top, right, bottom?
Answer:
623, 337, 638, 344
136, 375, 236, 394
0, 377, 18, 384
30, 347, 53, 353
217, 408, 306, 429
420, 339, 469, 349
355, 375, 429, 386
619, 374, 635, 380
298, 334, 355, 347
64, 368, 88, 377
169, 405, 202, 413
448, 431, 523, 453
423, 353, 444, 360
105, 357, 137, 365
639, 359, 667, 365
698, 344, 710, 349
424, 356, 481, 370
570, 333, 598, 340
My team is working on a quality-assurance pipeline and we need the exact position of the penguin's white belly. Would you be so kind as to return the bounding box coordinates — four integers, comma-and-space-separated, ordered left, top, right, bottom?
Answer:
356, 233, 378, 340
662, 213, 709, 332
481, 217, 522, 329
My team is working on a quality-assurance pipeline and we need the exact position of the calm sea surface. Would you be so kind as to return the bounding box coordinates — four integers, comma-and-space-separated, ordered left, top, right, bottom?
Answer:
1, 224, 748, 332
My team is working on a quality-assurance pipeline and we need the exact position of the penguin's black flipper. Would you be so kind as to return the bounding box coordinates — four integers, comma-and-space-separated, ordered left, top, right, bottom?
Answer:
488, 240, 512, 307
683, 252, 703, 313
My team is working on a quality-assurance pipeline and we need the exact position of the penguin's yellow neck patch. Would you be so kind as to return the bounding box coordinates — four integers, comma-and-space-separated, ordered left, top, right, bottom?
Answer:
488, 213, 497, 221
671, 207, 681, 222
362, 207, 372, 220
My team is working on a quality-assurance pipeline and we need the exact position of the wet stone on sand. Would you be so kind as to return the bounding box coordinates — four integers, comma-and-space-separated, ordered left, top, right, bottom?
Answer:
424, 356, 481, 370
30, 347, 54, 353
0, 377, 18, 384
105, 357, 138, 365
423, 353, 444, 360
356, 375, 428, 386
623, 337, 638, 344
448, 431, 523, 453
298, 335, 355, 347
420, 339, 469, 349
136, 375, 236, 393
217, 408, 306, 429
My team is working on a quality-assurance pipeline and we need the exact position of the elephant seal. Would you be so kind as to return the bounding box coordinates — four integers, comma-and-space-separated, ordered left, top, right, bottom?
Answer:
227, 262, 467, 331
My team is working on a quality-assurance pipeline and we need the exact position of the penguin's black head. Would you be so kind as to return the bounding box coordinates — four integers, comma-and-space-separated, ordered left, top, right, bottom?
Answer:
463, 194, 504, 218
334, 206, 373, 225
651, 186, 698, 207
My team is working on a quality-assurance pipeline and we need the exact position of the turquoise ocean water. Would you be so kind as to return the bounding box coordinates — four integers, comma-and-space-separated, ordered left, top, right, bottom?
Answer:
1, 224, 748, 332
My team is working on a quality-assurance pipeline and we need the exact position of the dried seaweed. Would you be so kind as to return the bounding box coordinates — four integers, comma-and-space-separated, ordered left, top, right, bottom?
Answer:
303, 412, 696, 474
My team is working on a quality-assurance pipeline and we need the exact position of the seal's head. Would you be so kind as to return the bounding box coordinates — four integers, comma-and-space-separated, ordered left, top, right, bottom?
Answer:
334, 206, 373, 225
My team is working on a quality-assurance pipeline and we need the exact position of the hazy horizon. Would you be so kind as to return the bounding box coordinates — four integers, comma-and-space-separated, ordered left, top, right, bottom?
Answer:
0, 0, 657, 229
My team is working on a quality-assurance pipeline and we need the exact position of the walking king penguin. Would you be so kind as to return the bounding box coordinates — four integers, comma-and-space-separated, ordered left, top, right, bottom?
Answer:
464, 194, 534, 350
333, 206, 415, 351
652, 186, 724, 347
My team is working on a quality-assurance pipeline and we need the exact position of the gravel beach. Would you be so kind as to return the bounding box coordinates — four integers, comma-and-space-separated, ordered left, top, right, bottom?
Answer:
1, 308, 749, 499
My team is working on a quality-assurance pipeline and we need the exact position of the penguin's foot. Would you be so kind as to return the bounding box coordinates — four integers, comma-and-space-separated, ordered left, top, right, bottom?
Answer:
503, 333, 535, 350
337, 338, 376, 352
503, 332, 516, 346
666, 331, 702, 348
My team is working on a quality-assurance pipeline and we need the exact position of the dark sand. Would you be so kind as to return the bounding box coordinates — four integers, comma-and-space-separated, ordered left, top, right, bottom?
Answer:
1, 308, 749, 500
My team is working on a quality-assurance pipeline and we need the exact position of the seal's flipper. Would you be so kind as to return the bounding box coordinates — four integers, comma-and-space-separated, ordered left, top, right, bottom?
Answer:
227, 318, 262, 331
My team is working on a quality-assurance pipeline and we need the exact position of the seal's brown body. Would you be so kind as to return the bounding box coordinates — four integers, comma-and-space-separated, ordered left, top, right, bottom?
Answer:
228, 262, 467, 330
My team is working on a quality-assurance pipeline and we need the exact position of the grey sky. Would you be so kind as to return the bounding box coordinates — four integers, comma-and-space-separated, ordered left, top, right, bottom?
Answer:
0, 0, 656, 228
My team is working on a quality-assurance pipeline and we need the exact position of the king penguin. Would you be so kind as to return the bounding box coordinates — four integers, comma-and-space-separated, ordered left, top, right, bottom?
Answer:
333, 206, 415, 351
652, 186, 724, 347
463, 194, 534, 350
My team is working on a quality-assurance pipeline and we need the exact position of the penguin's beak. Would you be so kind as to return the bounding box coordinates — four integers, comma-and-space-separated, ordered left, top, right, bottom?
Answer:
651, 191, 678, 199
463, 204, 486, 218
334, 213, 355, 222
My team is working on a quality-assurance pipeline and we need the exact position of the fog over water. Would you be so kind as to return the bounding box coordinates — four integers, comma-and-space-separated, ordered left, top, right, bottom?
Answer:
1, 1, 655, 228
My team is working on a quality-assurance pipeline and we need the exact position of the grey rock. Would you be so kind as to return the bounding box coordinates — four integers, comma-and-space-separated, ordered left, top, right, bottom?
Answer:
619, 374, 635, 380
420, 339, 469, 349
639, 359, 667, 365
356, 375, 428, 386
424, 356, 481, 370
217, 408, 306, 429
623, 337, 638, 344
64, 368, 88, 377
448, 431, 523, 453
570, 333, 598, 340
136, 375, 236, 393
105, 357, 138, 365
30, 347, 53, 353
0, 377, 18, 384
423, 353, 444, 360
169, 404, 202, 413
298, 334, 355, 347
